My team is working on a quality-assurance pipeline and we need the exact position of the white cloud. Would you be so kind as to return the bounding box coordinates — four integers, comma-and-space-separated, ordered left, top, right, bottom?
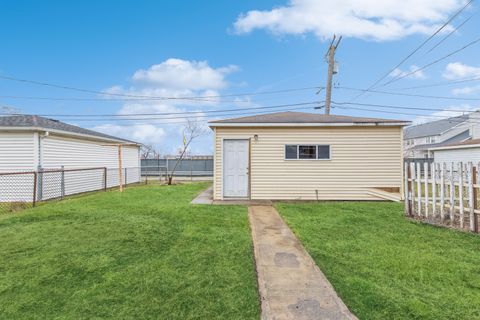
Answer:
93, 123, 166, 145
412, 104, 477, 124
443, 62, 480, 80
131, 58, 238, 90
452, 85, 480, 95
390, 65, 426, 79
233, 0, 464, 41
96, 58, 238, 154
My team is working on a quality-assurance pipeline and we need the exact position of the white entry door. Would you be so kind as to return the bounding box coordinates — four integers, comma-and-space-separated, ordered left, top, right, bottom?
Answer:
223, 139, 249, 197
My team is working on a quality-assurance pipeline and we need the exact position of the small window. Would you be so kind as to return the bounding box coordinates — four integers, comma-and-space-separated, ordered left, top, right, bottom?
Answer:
299, 145, 316, 159
317, 145, 330, 159
284, 144, 330, 160
285, 145, 298, 159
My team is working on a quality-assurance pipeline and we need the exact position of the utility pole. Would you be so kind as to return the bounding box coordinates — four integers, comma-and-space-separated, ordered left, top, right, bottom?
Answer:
324, 35, 342, 115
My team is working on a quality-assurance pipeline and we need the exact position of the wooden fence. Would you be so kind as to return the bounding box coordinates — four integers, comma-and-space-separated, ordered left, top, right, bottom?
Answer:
404, 161, 479, 233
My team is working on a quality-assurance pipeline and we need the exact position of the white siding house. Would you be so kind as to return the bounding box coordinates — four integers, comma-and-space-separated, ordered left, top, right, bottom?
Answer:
404, 111, 480, 158
0, 115, 141, 202
430, 139, 480, 164
209, 112, 410, 201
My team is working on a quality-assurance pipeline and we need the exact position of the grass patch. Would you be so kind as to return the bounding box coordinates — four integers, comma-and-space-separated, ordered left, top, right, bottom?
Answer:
0, 183, 259, 319
276, 201, 480, 320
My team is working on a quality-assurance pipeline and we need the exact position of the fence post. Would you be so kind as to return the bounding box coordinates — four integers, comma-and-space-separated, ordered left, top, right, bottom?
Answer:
474, 165, 478, 233
449, 162, 455, 223
124, 167, 128, 187
104, 167, 107, 191
432, 163, 437, 217
60, 165, 65, 200
37, 166, 43, 201
424, 162, 429, 218
32, 172, 37, 207
166, 158, 169, 181
440, 163, 445, 222
404, 162, 409, 216
458, 162, 464, 229
410, 162, 416, 216
416, 162, 421, 216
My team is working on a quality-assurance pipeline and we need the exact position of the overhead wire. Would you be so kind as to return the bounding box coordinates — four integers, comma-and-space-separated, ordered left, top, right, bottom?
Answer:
396, 76, 480, 90
0, 101, 322, 118
56, 105, 321, 125
380, 36, 480, 87
424, 14, 474, 55
336, 86, 480, 101
346, 0, 474, 101
0, 73, 321, 101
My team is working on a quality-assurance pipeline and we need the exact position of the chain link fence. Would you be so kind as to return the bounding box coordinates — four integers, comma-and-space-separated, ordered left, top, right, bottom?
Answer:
0, 167, 141, 214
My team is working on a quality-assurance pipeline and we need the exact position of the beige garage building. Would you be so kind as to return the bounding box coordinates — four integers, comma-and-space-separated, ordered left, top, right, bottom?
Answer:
209, 112, 410, 201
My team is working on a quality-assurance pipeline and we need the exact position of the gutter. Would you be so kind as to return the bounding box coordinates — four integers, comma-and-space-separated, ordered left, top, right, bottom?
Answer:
429, 143, 480, 152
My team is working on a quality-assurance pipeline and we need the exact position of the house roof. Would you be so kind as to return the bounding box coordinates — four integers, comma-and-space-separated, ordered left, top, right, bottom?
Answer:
0, 115, 138, 144
411, 130, 470, 151
429, 138, 480, 151
209, 111, 410, 126
404, 115, 468, 139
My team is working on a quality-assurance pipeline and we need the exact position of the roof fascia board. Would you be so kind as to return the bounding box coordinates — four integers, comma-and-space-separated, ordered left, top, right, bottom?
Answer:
209, 122, 410, 127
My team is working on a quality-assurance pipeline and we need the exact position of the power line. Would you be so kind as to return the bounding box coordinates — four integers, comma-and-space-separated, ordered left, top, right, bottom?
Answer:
61, 105, 319, 123
1, 101, 322, 118
381, 35, 480, 87
332, 101, 476, 113
347, 0, 474, 101
0, 73, 321, 101
334, 105, 480, 125
424, 14, 474, 55
0, 85, 319, 103
337, 86, 480, 101
396, 76, 480, 90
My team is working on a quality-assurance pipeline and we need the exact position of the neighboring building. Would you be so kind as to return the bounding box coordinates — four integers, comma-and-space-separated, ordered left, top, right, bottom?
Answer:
429, 139, 480, 164
403, 111, 480, 159
0, 115, 140, 172
209, 111, 410, 201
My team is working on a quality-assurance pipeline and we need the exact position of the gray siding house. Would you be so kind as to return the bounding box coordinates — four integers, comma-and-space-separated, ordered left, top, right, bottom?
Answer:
404, 111, 480, 158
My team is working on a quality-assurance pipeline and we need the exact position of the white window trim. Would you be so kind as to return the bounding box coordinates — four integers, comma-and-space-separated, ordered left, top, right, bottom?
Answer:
284, 144, 331, 161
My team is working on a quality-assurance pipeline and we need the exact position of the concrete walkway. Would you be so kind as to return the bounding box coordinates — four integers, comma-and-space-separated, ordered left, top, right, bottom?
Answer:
191, 186, 273, 206
249, 206, 357, 320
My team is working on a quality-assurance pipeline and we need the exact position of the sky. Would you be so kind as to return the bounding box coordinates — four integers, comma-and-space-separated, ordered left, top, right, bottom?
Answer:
0, 0, 479, 155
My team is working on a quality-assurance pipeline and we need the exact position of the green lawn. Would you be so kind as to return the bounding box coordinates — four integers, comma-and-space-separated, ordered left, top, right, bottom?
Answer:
276, 202, 480, 320
0, 183, 259, 319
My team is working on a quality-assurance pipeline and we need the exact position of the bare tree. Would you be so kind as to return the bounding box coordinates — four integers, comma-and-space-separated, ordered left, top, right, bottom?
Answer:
141, 144, 160, 159
167, 120, 206, 185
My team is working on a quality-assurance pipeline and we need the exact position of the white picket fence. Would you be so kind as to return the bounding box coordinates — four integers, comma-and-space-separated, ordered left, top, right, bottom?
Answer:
404, 161, 479, 233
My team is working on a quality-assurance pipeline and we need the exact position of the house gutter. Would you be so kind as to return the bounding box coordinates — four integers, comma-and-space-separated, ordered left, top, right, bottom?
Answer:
429, 143, 480, 151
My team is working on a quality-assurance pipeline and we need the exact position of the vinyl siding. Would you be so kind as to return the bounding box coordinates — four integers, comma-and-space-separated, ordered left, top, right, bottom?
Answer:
0, 132, 35, 172
214, 126, 403, 200
0, 132, 140, 202
40, 134, 140, 198
41, 135, 139, 169
0, 132, 35, 201
433, 147, 480, 164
